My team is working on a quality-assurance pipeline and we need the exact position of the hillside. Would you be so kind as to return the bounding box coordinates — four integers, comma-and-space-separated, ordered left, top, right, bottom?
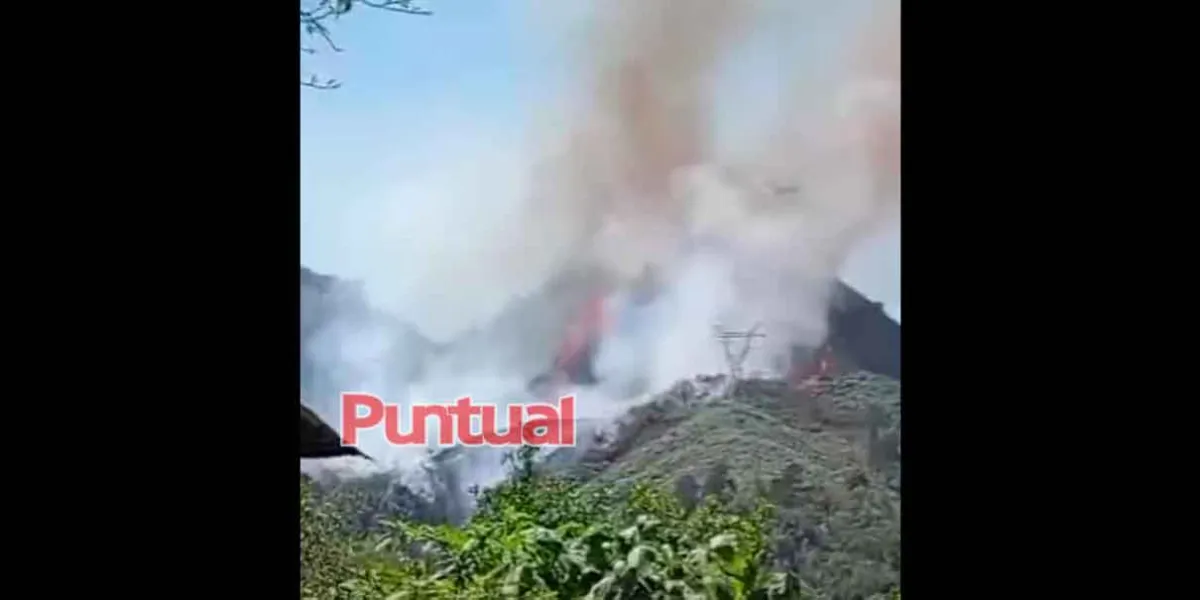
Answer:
307, 370, 901, 598
298, 263, 902, 597
824, 283, 901, 380
548, 372, 901, 597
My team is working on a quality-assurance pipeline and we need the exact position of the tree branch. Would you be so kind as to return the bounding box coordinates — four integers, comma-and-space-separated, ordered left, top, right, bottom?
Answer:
359, 0, 432, 15
300, 8, 344, 53
301, 75, 342, 90
300, 0, 432, 89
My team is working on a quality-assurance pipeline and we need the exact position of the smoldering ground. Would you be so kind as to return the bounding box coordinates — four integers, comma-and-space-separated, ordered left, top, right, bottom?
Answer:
301, 0, 900, 499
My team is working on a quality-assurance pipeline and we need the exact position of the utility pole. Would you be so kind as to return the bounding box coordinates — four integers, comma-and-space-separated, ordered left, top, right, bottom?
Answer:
713, 323, 766, 380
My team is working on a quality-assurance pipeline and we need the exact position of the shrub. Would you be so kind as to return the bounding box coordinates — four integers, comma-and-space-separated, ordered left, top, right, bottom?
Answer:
300, 447, 900, 599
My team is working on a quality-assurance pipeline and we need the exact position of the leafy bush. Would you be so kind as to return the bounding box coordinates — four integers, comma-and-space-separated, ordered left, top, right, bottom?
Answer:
301, 474, 370, 597
301, 447, 900, 599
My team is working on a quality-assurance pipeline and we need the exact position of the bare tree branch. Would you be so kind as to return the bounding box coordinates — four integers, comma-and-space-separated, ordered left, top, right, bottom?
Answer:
301, 74, 342, 90
300, 0, 431, 90
360, 0, 432, 15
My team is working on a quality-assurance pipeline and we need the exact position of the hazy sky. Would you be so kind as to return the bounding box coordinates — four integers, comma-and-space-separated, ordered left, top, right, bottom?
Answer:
300, 1, 900, 332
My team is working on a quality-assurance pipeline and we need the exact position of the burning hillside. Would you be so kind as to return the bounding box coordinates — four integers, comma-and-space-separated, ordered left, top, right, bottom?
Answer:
301, 0, 898, 558
299, 1, 900, 596
298, 262, 899, 463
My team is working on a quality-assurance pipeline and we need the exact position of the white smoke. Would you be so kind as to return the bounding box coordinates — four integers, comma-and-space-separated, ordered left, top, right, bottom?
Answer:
300, 0, 900, 495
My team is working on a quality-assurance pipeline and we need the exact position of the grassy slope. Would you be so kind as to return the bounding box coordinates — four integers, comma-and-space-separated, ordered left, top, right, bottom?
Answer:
564, 372, 902, 597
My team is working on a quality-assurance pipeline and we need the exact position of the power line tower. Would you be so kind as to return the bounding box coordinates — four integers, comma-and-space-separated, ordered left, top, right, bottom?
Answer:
713, 323, 766, 380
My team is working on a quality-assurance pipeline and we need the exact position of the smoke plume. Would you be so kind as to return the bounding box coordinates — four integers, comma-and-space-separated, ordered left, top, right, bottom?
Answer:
521, 0, 901, 371
301, 0, 901, 489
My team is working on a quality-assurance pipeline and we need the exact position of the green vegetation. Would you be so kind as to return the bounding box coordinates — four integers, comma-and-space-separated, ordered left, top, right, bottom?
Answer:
553, 375, 902, 597
300, 373, 902, 599
302, 448, 899, 599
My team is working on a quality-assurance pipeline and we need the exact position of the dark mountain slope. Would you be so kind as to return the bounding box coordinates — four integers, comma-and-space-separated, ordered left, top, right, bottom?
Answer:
820, 281, 901, 380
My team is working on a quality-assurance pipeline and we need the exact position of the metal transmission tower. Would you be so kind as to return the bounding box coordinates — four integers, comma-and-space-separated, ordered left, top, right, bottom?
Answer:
713, 323, 766, 380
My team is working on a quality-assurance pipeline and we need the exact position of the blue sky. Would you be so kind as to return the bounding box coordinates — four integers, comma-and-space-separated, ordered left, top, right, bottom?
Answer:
301, 3, 541, 265
300, 1, 900, 330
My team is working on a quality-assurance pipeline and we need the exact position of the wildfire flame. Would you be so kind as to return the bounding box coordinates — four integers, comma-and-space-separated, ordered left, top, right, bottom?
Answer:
554, 292, 609, 375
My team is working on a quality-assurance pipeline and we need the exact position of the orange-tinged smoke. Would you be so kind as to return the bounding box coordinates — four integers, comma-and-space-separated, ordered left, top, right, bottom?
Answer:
461, 0, 901, 382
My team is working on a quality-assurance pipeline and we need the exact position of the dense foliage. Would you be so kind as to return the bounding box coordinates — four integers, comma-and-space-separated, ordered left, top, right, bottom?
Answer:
554, 375, 902, 596
301, 446, 900, 600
